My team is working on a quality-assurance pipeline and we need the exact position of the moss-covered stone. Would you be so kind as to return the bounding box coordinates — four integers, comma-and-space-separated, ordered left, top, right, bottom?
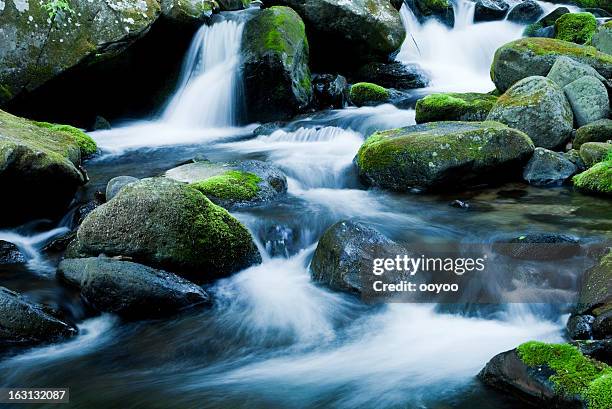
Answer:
573, 156, 612, 196
349, 82, 390, 107
190, 170, 262, 201
491, 38, 612, 92
555, 12, 597, 45
242, 6, 312, 122
579, 142, 612, 167
413, 0, 455, 27
415, 92, 498, 123
568, 0, 611, 13
0, 109, 87, 226
33, 121, 97, 157
356, 121, 534, 191
574, 119, 612, 149
67, 177, 262, 282
517, 341, 612, 409
160, 0, 219, 22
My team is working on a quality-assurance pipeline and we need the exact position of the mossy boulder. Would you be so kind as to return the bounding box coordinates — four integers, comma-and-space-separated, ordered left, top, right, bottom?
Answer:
555, 12, 598, 45
415, 92, 498, 123
592, 21, 612, 54
349, 82, 390, 107
160, 0, 219, 23
0, 286, 77, 347
165, 160, 287, 209
0, 0, 161, 106
523, 147, 577, 186
574, 119, 612, 149
491, 38, 612, 93
241, 6, 312, 123
58, 257, 210, 319
579, 142, 612, 167
412, 0, 455, 27
0, 109, 93, 227
263, 0, 405, 70
479, 341, 612, 409
487, 76, 574, 150
66, 178, 262, 282
573, 156, 612, 196
355, 121, 534, 191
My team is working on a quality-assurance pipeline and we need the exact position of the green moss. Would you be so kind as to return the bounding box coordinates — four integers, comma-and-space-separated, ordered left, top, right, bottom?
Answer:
573, 159, 612, 196
518, 38, 612, 64
415, 93, 498, 123
555, 13, 597, 44
571, 0, 611, 13
350, 82, 390, 106
419, 0, 451, 14
517, 341, 612, 408
33, 122, 97, 157
189, 170, 262, 201
0, 84, 12, 102
523, 21, 544, 37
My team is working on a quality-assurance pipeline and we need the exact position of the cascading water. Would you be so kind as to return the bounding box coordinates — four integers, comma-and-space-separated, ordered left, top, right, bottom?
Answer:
162, 19, 246, 128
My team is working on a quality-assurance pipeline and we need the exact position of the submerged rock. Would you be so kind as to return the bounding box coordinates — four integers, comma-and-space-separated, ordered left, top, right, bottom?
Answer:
312, 74, 348, 109
242, 6, 312, 123
355, 62, 430, 90
165, 160, 287, 208
263, 0, 405, 70
574, 119, 612, 149
491, 38, 612, 93
58, 257, 210, 319
474, 0, 510, 22
0, 241, 25, 265
105, 176, 139, 201
415, 92, 498, 123
554, 12, 597, 45
0, 109, 94, 227
487, 76, 573, 150
579, 142, 611, 167
0, 287, 77, 346
523, 148, 577, 186
507, 0, 543, 24
66, 178, 261, 282
493, 233, 581, 261
573, 158, 612, 196
563, 76, 610, 128
349, 82, 390, 107
355, 121, 534, 191
479, 341, 611, 408
311, 221, 402, 294
0, 0, 161, 106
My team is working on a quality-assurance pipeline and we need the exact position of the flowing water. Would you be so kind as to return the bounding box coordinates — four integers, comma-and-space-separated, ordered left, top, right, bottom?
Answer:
1, 3, 609, 408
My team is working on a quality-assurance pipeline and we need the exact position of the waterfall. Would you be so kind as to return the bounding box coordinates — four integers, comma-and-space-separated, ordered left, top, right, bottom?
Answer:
161, 19, 246, 128
396, 0, 524, 92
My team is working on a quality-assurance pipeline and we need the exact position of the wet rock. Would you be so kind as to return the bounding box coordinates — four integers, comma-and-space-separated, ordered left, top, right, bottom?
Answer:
354, 62, 430, 90
493, 233, 581, 261
66, 178, 261, 283
523, 148, 577, 186
579, 142, 611, 167
58, 257, 210, 319
92, 116, 111, 131
573, 339, 612, 365
242, 6, 312, 122
253, 121, 286, 136
563, 76, 610, 128
409, 0, 455, 27
415, 92, 498, 123
160, 0, 218, 23
43, 232, 77, 255
165, 160, 287, 208
0, 287, 77, 347
573, 158, 612, 196
217, 0, 250, 10
356, 121, 534, 191
507, 0, 543, 24
0, 241, 25, 265
474, 0, 510, 22
491, 38, 612, 93
106, 176, 139, 201
350, 82, 390, 107
574, 119, 612, 149
312, 74, 348, 109
0, 109, 94, 227
449, 200, 470, 209
563, 149, 587, 172
487, 76, 573, 150
311, 221, 402, 294
554, 12, 597, 45
523, 7, 570, 37
567, 314, 595, 339
263, 0, 405, 70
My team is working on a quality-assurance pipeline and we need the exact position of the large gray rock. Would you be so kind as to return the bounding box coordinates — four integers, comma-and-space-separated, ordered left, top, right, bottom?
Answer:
311, 221, 402, 294
574, 119, 612, 149
58, 257, 210, 318
547, 56, 608, 89
0, 109, 91, 227
263, 0, 405, 70
579, 142, 612, 167
0, 287, 77, 346
0, 0, 161, 105
491, 38, 612, 93
356, 121, 534, 191
523, 148, 577, 186
105, 176, 139, 201
165, 160, 287, 209
563, 76, 610, 128
487, 76, 574, 149
241, 6, 312, 122
507, 0, 543, 24
66, 178, 261, 282
474, 0, 510, 22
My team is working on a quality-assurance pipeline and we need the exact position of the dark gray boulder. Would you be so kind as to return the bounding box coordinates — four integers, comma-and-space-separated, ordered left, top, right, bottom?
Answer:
312, 74, 349, 109
354, 62, 430, 89
58, 257, 210, 319
474, 0, 510, 22
409, 0, 455, 27
0, 287, 77, 346
493, 233, 581, 261
0, 241, 25, 265
523, 148, 577, 186
507, 0, 543, 24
